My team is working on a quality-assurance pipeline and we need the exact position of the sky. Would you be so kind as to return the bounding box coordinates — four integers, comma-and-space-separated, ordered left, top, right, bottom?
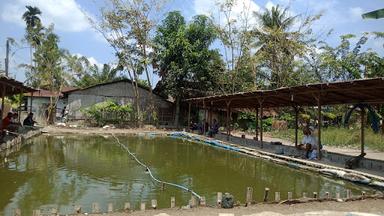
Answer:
0, 0, 383, 86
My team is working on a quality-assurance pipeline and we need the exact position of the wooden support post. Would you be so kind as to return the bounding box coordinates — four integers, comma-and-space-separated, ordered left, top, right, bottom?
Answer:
30, 91, 34, 113
316, 95, 322, 160
203, 101, 207, 135
226, 101, 231, 141
209, 102, 213, 128
200, 196, 206, 206
258, 98, 264, 148
246, 187, 253, 206
336, 192, 341, 200
187, 102, 191, 131
255, 107, 259, 141
92, 203, 101, 213
171, 197, 176, 208
140, 202, 146, 211
294, 106, 299, 147
287, 192, 292, 200
18, 92, 22, 123
1, 86, 5, 120
217, 192, 223, 207
263, 188, 270, 202
361, 108, 365, 155
151, 199, 158, 209
108, 203, 113, 213
346, 190, 352, 199
124, 202, 131, 212
275, 192, 280, 202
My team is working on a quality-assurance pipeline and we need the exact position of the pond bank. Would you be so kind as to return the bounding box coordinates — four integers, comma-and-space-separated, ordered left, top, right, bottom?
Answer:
66, 198, 384, 215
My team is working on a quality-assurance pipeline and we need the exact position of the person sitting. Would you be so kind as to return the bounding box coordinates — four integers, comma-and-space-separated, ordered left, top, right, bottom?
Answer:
297, 126, 318, 159
208, 119, 219, 137
23, 113, 37, 127
1, 112, 13, 130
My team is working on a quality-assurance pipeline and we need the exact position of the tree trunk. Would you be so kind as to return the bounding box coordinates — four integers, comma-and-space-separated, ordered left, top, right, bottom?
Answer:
174, 97, 180, 129
143, 45, 155, 124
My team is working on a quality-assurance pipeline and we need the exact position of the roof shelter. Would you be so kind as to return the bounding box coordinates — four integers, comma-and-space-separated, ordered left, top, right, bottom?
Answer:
185, 78, 384, 160
0, 76, 36, 120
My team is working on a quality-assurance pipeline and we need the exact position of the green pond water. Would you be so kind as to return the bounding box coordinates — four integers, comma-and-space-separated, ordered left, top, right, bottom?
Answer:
0, 134, 376, 215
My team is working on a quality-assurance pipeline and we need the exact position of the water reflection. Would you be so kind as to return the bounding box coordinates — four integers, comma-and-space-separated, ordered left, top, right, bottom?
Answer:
0, 135, 375, 215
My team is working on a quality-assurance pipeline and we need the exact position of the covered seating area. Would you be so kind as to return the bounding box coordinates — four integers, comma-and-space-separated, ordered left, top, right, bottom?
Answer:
0, 75, 36, 124
185, 78, 384, 160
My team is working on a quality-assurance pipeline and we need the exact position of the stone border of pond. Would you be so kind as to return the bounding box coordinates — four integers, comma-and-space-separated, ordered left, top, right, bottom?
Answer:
0, 129, 42, 161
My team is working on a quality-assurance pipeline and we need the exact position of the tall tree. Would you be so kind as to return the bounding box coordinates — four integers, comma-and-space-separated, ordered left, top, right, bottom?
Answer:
90, 0, 163, 126
22, 5, 43, 83
154, 11, 224, 127
253, 5, 320, 89
31, 25, 66, 124
213, 0, 256, 93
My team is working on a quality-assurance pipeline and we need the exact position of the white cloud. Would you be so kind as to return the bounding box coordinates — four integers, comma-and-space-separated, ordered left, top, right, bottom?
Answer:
74, 53, 103, 69
265, 1, 275, 11
0, 0, 91, 32
349, 7, 363, 20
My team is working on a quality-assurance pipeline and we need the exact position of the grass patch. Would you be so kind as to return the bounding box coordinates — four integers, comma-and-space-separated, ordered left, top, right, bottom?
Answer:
269, 127, 384, 151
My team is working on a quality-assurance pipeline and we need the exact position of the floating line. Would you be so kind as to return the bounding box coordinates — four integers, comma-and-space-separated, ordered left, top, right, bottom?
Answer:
110, 134, 202, 201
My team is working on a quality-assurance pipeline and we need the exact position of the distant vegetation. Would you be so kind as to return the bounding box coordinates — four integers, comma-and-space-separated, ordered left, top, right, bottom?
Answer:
18, 1, 384, 126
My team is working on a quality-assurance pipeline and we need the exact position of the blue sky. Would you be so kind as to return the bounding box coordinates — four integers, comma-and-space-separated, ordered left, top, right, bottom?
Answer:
0, 0, 383, 85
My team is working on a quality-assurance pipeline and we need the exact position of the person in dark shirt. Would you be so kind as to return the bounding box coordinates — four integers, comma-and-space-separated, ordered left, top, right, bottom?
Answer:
23, 113, 36, 126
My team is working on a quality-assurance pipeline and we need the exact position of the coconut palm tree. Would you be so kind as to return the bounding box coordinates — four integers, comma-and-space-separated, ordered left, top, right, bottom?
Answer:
22, 6, 43, 46
253, 5, 304, 89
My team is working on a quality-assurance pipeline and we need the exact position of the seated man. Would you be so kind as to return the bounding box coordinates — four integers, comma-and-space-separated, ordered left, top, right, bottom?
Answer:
23, 112, 37, 127
208, 119, 219, 137
297, 126, 318, 159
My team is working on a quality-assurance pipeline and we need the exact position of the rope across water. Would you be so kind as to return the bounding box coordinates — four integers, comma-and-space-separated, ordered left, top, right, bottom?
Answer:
110, 134, 202, 201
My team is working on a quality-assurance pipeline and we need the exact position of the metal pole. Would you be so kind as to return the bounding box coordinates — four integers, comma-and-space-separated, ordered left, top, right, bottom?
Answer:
5, 39, 9, 77
361, 108, 365, 155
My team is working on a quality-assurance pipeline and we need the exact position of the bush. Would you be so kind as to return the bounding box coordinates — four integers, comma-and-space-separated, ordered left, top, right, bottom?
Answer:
82, 100, 134, 126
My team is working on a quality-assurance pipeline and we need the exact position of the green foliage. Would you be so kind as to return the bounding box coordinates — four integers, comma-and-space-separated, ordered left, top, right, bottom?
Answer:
65, 54, 122, 88
82, 100, 134, 126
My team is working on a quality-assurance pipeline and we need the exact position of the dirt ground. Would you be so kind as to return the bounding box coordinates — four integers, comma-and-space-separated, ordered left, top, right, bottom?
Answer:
87, 199, 384, 216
